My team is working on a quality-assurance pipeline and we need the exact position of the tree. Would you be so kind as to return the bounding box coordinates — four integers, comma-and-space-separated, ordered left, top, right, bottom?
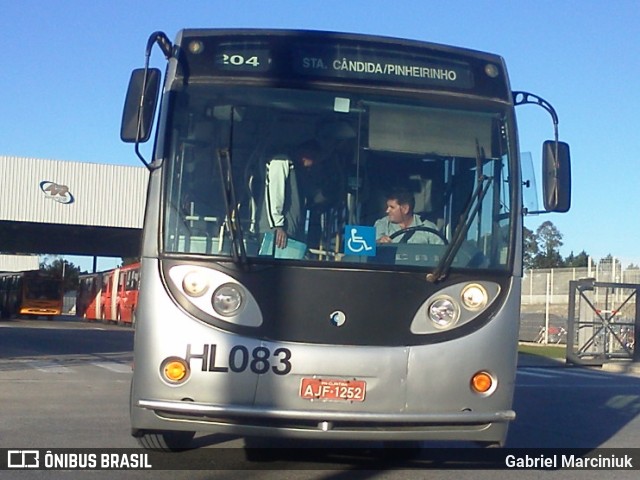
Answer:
39, 257, 81, 292
523, 226, 538, 269
524, 222, 593, 269
598, 254, 618, 267
532, 221, 564, 268
564, 250, 589, 268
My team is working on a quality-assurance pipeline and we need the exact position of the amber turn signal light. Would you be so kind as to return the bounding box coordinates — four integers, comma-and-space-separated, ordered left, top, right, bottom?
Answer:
470, 371, 495, 395
161, 357, 190, 384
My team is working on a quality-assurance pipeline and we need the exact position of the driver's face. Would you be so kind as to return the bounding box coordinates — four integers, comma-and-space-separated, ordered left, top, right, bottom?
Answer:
301, 155, 315, 168
385, 199, 410, 224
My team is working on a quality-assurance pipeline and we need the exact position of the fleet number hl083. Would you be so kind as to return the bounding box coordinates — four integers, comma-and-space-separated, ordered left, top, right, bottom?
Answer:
184, 344, 292, 375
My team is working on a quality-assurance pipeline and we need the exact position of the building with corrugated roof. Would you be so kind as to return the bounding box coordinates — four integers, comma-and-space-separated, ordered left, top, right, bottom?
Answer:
0, 156, 147, 258
0, 254, 39, 272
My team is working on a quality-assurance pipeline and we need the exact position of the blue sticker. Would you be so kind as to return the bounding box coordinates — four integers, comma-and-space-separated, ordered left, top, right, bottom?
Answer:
344, 225, 376, 256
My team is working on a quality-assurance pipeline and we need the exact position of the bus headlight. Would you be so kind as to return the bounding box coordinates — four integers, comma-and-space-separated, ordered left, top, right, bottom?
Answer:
461, 284, 488, 310
212, 283, 244, 316
168, 265, 263, 327
411, 281, 501, 335
182, 270, 210, 297
428, 296, 459, 329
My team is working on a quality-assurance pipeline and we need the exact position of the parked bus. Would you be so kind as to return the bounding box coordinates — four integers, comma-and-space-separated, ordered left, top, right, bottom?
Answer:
0, 270, 64, 319
77, 263, 140, 325
101, 262, 140, 325
121, 29, 571, 450
76, 271, 101, 319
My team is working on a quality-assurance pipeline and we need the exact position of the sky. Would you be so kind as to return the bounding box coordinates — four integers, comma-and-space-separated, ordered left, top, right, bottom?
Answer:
2, 0, 639, 271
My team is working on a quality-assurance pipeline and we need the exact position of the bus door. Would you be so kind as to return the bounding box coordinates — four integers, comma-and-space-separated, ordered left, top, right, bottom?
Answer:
77, 274, 98, 318
101, 271, 116, 321
119, 266, 139, 324
83, 273, 103, 320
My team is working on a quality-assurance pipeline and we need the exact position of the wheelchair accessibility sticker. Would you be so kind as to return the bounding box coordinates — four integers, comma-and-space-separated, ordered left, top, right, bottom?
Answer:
344, 225, 376, 256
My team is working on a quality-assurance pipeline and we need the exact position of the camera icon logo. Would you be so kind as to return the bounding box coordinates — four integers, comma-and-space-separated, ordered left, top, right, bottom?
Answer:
7, 450, 40, 469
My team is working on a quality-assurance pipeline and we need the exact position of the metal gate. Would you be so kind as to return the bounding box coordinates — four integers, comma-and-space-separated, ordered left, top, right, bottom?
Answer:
567, 279, 639, 366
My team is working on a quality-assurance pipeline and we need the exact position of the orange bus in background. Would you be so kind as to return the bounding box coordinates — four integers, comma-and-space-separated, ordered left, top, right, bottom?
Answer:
0, 270, 64, 319
77, 263, 139, 326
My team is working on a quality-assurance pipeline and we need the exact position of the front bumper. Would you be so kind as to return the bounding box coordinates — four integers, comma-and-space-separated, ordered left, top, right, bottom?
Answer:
135, 398, 515, 441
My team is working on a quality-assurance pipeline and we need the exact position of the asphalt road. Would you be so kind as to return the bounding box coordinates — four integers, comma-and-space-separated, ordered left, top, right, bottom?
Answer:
1, 317, 639, 479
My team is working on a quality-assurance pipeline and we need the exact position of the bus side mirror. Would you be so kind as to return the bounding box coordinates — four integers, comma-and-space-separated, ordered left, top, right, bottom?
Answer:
120, 68, 161, 143
542, 140, 571, 213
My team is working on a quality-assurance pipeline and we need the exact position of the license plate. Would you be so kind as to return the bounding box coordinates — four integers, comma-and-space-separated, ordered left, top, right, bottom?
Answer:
300, 378, 366, 402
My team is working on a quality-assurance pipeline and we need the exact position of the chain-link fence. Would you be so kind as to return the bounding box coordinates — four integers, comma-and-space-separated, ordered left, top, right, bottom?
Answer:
521, 263, 640, 345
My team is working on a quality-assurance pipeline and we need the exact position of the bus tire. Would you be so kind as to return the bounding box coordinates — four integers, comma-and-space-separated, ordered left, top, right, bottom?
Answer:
133, 430, 195, 451
476, 441, 503, 448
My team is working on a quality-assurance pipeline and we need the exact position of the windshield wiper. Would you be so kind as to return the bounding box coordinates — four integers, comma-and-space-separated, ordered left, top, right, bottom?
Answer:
427, 141, 491, 283
216, 107, 247, 267
217, 147, 248, 266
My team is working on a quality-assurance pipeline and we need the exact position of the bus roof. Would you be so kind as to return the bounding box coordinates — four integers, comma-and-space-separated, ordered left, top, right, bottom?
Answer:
168, 28, 511, 102
177, 28, 505, 61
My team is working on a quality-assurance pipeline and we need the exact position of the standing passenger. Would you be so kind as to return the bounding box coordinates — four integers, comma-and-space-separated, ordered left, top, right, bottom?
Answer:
260, 140, 325, 250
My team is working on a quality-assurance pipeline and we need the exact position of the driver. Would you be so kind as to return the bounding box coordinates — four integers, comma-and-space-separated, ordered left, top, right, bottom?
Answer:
374, 189, 444, 244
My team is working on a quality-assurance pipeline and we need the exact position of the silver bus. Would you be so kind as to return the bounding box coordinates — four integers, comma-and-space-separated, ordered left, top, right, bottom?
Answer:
121, 29, 571, 450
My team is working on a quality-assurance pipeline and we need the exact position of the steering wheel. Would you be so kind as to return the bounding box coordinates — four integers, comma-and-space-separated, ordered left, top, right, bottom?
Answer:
388, 226, 449, 245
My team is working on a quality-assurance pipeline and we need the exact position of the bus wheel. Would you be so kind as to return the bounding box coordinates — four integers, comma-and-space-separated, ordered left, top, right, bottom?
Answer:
476, 441, 503, 448
134, 430, 195, 451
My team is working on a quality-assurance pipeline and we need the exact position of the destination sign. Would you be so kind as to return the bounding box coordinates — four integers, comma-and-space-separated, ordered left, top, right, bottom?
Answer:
187, 36, 476, 89
292, 45, 474, 88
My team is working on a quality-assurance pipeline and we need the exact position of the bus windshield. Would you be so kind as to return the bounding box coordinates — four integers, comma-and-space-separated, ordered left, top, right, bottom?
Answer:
24, 276, 62, 300
162, 84, 513, 271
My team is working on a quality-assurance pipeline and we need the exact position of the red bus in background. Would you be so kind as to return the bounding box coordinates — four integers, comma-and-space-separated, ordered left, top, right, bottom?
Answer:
76, 272, 101, 319
77, 263, 139, 326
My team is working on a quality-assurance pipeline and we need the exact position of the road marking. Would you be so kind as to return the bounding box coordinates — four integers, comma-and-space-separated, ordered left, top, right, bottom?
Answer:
90, 362, 132, 374
560, 369, 609, 379
517, 367, 640, 389
11, 357, 132, 375
21, 360, 72, 374
519, 367, 613, 380
517, 369, 557, 379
